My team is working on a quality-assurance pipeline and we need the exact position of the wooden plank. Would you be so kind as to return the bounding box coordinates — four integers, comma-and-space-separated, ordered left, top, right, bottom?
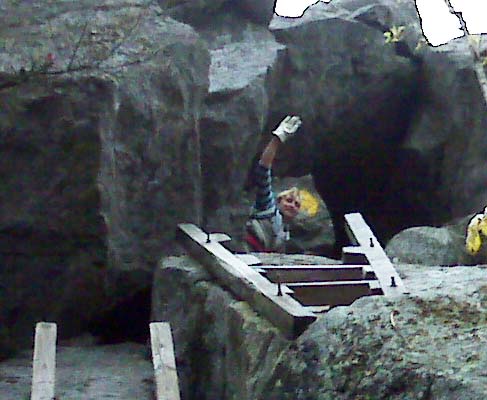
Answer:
286, 280, 381, 306
235, 253, 262, 266
150, 322, 181, 400
344, 213, 408, 296
177, 223, 316, 338
31, 322, 56, 400
260, 264, 367, 269
362, 265, 376, 280
304, 305, 331, 313
210, 233, 231, 243
184, 228, 231, 244
341, 246, 369, 264
286, 279, 381, 290
260, 265, 366, 283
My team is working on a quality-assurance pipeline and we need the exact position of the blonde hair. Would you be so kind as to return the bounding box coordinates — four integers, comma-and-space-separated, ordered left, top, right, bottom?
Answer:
277, 187, 301, 203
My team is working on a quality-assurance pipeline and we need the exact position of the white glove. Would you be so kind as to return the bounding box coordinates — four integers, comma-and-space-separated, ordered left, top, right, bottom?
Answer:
272, 115, 302, 143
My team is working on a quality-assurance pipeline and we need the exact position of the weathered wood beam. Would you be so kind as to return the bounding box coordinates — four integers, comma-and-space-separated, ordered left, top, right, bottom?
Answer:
286, 280, 381, 306
260, 265, 367, 283
344, 213, 408, 296
210, 233, 231, 243
341, 246, 369, 265
177, 223, 316, 339
304, 305, 331, 313
235, 253, 262, 266
31, 322, 56, 400
150, 322, 181, 400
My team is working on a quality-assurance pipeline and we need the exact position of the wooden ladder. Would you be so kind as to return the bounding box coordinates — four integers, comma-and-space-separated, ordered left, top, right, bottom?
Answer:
177, 212, 408, 339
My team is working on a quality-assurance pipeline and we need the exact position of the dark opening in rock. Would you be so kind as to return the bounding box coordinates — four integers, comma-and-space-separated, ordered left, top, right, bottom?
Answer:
87, 288, 151, 344
310, 83, 430, 254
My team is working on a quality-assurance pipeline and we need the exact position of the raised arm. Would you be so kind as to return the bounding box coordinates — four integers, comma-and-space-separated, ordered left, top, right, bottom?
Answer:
259, 136, 281, 168
259, 115, 302, 168
253, 116, 302, 215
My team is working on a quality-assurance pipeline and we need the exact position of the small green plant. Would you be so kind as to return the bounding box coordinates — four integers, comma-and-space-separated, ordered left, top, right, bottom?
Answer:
466, 35, 487, 67
384, 25, 405, 43
415, 37, 427, 51
468, 34, 481, 52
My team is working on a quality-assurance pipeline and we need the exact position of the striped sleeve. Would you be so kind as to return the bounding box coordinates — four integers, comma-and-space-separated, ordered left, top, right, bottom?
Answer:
251, 163, 277, 219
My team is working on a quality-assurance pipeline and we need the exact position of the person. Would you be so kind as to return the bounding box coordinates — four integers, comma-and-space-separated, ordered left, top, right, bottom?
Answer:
245, 115, 303, 252
465, 206, 487, 255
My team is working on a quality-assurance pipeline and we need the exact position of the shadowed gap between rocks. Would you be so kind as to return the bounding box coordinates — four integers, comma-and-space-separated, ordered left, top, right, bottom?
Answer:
87, 287, 152, 344
310, 77, 430, 257
243, 118, 429, 260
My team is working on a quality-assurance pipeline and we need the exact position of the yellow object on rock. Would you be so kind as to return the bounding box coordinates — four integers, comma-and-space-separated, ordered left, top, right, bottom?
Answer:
465, 208, 487, 255
299, 189, 320, 217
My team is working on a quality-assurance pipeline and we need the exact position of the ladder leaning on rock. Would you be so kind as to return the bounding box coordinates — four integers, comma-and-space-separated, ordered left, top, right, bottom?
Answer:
177, 212, 408, 339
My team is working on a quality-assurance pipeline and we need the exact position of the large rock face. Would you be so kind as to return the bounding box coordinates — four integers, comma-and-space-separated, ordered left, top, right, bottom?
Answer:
153, 254, 487, 399
263, 265, 487, 400
198, 17, 285, 216
269, 266, 487, 400
0, 0, 209, 354
397, 39, 487, 223
3, 0, 487, 374
265, 0, 487, 248
185, 0, 428, 251
267, 1, 420, 247
0, 77, 110, 348
159, 0, 276, 26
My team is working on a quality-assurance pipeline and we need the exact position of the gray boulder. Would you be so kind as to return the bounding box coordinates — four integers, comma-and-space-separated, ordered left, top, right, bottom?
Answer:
199, 20, 285, 217
159, 0, 276, 26
153, 253, 487, 399
264, 0, 421, 247
385, 215, 487, 266
392, 38, 487, 225
268, 1, 419, 175
386, 226, 467, 266
0, 0, 209, 355
237, 0, 276, 26
338, 0, 425, 47
264, 264, 487, 400
158, 0, 227, 25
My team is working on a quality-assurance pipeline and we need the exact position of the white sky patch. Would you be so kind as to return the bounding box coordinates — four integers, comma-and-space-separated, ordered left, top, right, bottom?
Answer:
275, 0, 487, 46
415, 0, 463, 46
274, 0, 331, 18
450, 0, 487, 33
